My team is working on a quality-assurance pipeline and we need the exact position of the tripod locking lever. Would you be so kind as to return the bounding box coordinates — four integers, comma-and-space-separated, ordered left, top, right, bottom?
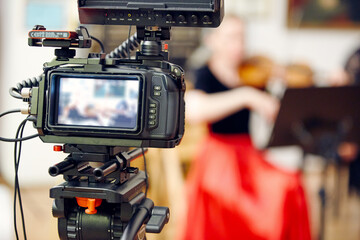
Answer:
146, 206, 170, 233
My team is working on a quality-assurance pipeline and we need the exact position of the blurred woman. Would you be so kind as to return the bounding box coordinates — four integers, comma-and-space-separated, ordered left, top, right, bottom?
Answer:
329, 48, 360, 194
179, 16, 311, 240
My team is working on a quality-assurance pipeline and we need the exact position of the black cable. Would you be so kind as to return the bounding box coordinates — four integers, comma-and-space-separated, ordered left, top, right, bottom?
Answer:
1, 115, 36, 239
0, 109, 21, 118
17, 119, 27, 240
15, 119, 27, 231
127, 25, 132, 59
120, 198, 154, 240
141, 148, 149, 198
9, 88, 22, 99
90, 36, 105, 54
0, 134, 39, 142
14, 118, 29, 240
106, 32, 140, 59
0, 110, 39, 142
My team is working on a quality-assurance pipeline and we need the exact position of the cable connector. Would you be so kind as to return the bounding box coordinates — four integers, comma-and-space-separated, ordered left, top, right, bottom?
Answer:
20, 105, 30, 115
21, 88, 32, 99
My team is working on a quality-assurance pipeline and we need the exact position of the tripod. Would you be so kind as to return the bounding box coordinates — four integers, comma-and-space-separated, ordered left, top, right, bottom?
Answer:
49, 144, 169, 240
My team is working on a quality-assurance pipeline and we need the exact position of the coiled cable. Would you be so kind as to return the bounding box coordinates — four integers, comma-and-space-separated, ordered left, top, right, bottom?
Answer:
106, 32, 140, 59
9, 76, 42, 99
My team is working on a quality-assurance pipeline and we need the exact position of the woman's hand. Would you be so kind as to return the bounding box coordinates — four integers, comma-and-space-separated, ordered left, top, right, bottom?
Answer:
338, 142, 359, 162
327, 69, 350, 86
241, 87, 280, 122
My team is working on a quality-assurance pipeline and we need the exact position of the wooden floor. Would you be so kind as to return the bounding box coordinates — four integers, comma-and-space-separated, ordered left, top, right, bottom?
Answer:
303, 157, 360, 240
1, 156, 360, 240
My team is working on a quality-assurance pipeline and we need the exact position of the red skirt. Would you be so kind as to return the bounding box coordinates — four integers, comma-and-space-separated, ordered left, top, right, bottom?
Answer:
179, 133, 311, 240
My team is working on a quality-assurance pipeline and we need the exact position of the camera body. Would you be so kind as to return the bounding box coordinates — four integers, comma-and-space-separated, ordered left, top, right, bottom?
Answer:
29, 55, 185, 148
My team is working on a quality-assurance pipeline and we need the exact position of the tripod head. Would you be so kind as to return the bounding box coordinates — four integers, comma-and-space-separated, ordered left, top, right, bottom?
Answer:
49, 144, 169, 240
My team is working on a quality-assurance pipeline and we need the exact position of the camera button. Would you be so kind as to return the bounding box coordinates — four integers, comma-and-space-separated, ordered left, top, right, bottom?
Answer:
154, 85, 162, 91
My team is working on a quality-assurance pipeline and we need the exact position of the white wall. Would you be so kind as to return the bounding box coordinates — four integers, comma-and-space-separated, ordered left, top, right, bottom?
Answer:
237, 0, 360, 78
0, 0, 79, 186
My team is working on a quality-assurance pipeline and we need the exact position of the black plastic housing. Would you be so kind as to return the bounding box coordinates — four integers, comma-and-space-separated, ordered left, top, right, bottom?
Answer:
78, 0, 224, 27
32, 58, 185, 148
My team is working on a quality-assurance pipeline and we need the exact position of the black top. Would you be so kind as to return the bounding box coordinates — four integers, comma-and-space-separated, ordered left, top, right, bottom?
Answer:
345, 48, 360, 194
345, 48, 360, 85
193, 65, 250, 134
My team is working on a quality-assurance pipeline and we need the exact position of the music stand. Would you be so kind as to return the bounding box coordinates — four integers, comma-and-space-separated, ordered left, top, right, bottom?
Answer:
267, 86, 360, 240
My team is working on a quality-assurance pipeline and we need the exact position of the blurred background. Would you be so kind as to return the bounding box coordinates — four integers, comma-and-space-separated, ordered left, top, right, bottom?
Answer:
1, 0, 360, 239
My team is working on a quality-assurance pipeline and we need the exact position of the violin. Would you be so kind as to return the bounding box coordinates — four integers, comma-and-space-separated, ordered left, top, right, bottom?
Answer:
238, 55, 314, 88
238, 55, 273, 88
283, 63, 313, 88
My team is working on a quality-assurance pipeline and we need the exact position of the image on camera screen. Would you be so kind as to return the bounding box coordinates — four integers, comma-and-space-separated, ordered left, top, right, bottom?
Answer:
57, 77, 140, 130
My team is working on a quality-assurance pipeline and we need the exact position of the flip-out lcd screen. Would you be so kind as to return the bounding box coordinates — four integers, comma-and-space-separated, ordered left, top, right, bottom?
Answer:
54, 76, 140, 130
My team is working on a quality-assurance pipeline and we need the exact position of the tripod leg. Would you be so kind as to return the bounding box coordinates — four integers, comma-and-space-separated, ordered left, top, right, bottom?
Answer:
333, 162, 341, 218
318, 160, 329, 240
318, 187, 326, 240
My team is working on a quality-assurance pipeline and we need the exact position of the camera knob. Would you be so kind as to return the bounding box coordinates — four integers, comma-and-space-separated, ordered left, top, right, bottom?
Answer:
165, 14, 173, 22
202, 15, 210, 23
173, 67, 182, 78
191, 15, 198, 24
177, 15, 186, 23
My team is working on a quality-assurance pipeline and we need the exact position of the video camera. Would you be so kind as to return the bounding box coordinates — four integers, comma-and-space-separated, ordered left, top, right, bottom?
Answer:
27, 25, 185, 148
7, 1, 224, 239
20, 0, 223, 148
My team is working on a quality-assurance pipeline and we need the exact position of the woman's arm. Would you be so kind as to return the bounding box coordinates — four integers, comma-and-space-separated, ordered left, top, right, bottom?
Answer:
185, 86, 279, 124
